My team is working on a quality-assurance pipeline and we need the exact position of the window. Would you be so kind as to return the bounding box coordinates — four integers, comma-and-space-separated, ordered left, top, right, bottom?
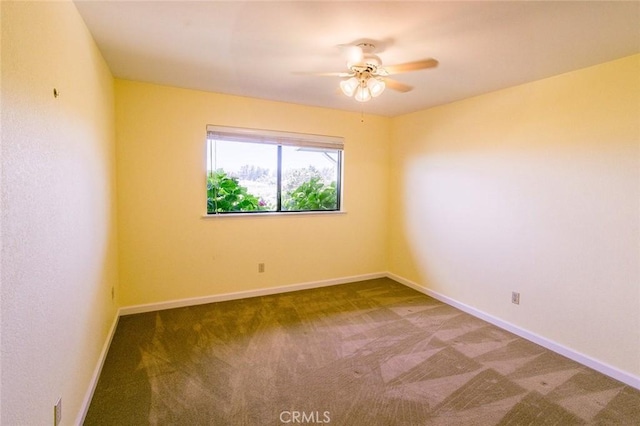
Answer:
206, 125, 343, 214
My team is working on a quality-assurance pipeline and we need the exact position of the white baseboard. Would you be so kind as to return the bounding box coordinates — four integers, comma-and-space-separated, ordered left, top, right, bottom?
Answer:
76, 311, 120, 425
119, 272, 387, 316
387, 272, 640, 390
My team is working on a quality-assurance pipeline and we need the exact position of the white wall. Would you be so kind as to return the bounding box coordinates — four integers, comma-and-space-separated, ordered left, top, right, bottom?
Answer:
389, 55, 640, 380
1, 1, 118, 424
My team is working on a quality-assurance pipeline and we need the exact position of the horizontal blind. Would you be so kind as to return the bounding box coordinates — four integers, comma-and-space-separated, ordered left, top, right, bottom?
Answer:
206, 125, 344, 150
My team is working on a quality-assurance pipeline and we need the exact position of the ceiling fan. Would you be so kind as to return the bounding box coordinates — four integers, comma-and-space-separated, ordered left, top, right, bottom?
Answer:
306, 42, 438, 103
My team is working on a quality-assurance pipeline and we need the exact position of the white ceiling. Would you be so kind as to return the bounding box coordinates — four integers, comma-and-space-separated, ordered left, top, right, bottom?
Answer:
74, 1, 640, 117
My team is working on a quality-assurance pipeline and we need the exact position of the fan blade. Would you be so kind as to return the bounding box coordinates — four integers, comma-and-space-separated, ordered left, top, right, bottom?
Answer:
384, 78, 413, 93
293, 71, 353, 78
383, 58, 438, 75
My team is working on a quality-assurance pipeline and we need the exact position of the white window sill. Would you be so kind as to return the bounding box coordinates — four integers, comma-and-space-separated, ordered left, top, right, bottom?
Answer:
201, 210, 346, 219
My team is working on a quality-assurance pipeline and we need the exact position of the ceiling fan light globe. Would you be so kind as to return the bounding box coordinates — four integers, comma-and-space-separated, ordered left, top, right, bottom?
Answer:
340, 77, 359, 97
367, 77, 385, 97
354, 85, 372, 102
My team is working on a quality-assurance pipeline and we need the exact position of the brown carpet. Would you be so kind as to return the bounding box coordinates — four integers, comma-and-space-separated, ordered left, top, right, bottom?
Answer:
84, 278, 640, 425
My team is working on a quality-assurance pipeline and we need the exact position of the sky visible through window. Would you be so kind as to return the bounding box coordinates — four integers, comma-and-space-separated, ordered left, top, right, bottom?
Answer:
207, 141, 337, 172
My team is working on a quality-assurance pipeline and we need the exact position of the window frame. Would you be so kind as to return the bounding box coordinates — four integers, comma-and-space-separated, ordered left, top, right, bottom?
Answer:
206, 125, 344, 216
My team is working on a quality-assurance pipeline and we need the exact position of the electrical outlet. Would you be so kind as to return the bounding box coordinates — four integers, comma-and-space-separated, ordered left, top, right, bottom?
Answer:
54, 397, 62, 426
511, 291, 520, 305
258, 263, 265, 273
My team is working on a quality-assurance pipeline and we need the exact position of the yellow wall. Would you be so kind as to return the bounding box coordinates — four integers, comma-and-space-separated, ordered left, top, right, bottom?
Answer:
1, 1, 118, 424
115, 80, 389, 306
1, 2, 637, 420
389, 55, 640, 377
